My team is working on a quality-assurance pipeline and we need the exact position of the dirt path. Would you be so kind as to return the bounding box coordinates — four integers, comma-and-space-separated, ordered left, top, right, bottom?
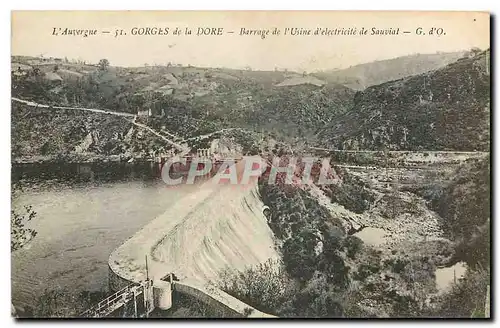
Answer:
182, 128, 245, 142
128, 120, 188, 151
12, 97, 136, 117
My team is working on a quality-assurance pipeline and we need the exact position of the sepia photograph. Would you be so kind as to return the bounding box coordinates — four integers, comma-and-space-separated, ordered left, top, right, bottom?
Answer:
10, 10, 490, 319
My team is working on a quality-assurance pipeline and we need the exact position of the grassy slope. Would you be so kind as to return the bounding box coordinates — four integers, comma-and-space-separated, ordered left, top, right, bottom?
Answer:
317, 50, 490, 151
313, 51, 467, 90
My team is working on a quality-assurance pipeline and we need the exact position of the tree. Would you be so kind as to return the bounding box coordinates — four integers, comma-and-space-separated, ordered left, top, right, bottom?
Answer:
282, 235, 318, 281
343, 235, 364, 259
98, 58, 110, 71
218, 259, 298, 316
432, 268, 490, 318
11, 205, 37, 252
11, 203, 38, 317
470, 47, 482, 55
32, 67, 41, 77
33, 289, 106, 318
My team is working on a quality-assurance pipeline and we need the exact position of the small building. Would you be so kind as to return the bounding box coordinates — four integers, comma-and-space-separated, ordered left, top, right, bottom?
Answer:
137, 109, 152, 117
197, 148, 211, 158
44, 71, 63, 84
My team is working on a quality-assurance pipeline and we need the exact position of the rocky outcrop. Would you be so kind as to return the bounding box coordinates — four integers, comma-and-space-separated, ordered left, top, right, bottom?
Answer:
74, 132, 94, 153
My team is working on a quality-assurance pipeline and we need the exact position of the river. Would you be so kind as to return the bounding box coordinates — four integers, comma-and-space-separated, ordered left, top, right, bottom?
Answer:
353, 226, 467, 292
435, 262, 467, 292
11, 163, 197, 309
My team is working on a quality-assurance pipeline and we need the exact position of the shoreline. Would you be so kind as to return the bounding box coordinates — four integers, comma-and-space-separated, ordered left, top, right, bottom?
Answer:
12, 153, 150, 165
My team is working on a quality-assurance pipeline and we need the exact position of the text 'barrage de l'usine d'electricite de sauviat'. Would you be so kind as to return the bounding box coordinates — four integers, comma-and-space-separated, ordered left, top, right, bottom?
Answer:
282, 27, 401, 36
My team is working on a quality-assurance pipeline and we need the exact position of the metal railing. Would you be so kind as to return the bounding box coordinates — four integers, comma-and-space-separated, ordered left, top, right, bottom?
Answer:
80, 283, 142, 318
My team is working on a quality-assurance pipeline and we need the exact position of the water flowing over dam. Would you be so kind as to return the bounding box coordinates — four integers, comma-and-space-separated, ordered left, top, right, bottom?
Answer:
108, 157, 279, 316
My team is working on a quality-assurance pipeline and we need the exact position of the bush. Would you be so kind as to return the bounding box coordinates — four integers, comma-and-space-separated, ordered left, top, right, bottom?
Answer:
433, 268, 490, 318
31, 289, 107, 318
343, 235, 364, 259
217, 259, 298, 315
11, 205, 37, 252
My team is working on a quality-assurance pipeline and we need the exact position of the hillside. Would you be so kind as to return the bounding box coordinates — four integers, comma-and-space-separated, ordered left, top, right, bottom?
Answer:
11, 50, 489, 158
434, 156, 490, 268
313, 51, 467, 90
11, 56, 316, 110
10, 101, 173, 163
204, 83, 355, 140
317, 50, 490, 151
11, 56, 354, 161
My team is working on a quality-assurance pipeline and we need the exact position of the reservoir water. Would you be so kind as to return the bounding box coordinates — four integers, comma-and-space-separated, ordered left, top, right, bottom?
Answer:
11, 162, 197, 309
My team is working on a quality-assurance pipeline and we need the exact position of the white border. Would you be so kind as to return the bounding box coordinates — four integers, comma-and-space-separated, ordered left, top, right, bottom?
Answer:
4, 1, 497, 10
2, 1, 497, 328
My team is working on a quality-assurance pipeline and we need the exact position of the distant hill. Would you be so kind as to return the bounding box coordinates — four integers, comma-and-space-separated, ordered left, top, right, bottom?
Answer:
275, 76, 326, 87
11, 56, 311, 109
316, 50, 490, 151
313, 51, 467, 90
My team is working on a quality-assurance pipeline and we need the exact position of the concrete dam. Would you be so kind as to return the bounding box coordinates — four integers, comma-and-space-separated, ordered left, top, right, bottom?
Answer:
108, 156, 279, 317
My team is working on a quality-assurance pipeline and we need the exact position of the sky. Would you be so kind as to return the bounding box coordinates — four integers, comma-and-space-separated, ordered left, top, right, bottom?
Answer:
11, 11, 490, 72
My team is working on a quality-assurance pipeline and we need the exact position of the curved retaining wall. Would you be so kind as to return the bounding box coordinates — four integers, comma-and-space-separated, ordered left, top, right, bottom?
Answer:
108, 264, 276, 318
173, 281, 276, 318
108, 263, 132, 292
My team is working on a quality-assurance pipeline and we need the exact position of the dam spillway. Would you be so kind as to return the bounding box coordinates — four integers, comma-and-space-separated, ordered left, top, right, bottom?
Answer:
108, 156, 279, 316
